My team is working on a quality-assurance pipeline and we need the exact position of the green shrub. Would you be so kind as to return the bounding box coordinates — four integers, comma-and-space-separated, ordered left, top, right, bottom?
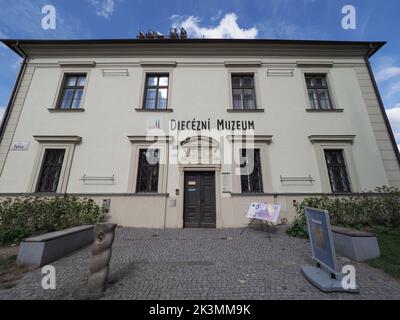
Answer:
287, 186, 400, 238
0, 196, 105, 244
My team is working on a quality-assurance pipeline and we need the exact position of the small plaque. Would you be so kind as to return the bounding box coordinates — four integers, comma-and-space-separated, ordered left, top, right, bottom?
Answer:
10, 141, 29, 151
188, 181, 196, 186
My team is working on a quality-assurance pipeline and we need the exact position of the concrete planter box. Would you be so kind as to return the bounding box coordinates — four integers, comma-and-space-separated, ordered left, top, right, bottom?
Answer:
331, 226, 380, 262
17, 225, 94, 267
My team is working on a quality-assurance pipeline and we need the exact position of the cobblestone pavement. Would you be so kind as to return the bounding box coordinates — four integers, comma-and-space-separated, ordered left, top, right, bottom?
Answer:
1, 227, 400, 300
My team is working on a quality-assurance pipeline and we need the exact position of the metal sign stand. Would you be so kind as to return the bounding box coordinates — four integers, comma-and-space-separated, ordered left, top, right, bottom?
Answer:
301, 207, 359, 293
240, 217, 277, 240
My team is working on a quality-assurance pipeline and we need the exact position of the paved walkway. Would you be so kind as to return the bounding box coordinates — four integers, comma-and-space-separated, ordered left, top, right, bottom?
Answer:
1, 227, 400, 300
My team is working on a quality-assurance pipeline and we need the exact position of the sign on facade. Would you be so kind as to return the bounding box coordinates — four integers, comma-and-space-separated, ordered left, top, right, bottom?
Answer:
10, 141, 30, 151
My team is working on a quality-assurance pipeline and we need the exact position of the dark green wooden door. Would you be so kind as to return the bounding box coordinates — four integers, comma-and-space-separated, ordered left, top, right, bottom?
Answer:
184, 172, 216, 228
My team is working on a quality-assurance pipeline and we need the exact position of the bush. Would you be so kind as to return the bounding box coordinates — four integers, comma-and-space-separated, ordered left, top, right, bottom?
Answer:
287, 186, 400, 238
0, 196, 105, 244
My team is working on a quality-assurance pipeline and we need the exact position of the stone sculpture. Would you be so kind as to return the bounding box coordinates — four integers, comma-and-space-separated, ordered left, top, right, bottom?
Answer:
86, 223, 117, 299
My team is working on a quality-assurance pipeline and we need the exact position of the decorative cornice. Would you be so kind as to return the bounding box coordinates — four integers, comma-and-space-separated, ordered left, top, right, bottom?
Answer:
296, 60, 334, 67
227, 135, 273, 144
140, 61, 177, 67
58, 61, 96, 68
308, 135, 356, 144
33, 135, 82, 144
224, 61, 262, 67
267, 69, 294, 77
101, 69, 129, 77
5, 40, 384, 59
127, 135, 172, 143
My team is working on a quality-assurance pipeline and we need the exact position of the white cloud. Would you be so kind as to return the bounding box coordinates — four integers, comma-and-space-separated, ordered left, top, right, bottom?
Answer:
373, 56, 400, 106
386, 81, 400, 98
211, 10, 223, 22
171, 13, 258, 39
88, 0, 115, 18
386, 107, 400, 126
376, 67, 400, 83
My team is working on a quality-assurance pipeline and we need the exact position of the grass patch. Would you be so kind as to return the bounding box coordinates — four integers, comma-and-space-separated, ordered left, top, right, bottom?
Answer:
367, 227, 400, 279
0, 250, 31, 289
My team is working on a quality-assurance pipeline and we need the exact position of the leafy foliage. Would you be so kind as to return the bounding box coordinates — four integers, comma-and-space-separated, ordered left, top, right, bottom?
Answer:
0, 196, 105, 244
287, 186, 400, 238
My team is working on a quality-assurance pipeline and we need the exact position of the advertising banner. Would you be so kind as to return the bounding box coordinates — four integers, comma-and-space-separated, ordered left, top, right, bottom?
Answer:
305, 207, 339, 274
246, 202, 281, 223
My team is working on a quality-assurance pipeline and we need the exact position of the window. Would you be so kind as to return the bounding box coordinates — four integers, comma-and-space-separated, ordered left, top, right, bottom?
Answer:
324, 149, 351, 193
240, 149, 263, 193
143, 74, 169, 109
305, 74, 333, 109
36, 149, 65, 193
232, 74, 256, 110
58, 74, 86, 109
136, 149, 160, 193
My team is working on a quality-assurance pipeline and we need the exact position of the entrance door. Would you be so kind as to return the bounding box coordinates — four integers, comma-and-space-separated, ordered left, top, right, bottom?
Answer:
184, 171, 216, 228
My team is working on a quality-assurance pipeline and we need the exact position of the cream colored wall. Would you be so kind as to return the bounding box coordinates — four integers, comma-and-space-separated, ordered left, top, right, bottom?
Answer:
0, 55, 396, 227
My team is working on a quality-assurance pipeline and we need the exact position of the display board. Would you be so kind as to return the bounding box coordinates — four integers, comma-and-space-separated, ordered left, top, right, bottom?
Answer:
305, 207, 339, 274
246, 202, 281, 223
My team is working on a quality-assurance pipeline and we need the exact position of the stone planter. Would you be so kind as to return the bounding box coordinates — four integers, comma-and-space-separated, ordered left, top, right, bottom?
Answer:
17, 225, 94, 267
331, 225, 380, 262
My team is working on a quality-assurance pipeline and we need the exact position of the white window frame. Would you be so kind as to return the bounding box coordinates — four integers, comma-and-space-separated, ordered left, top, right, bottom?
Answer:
310, 137, 360, 193
29, 136, 81, 193
230, 142, 272, 194
139, 68, 174, 110
226, 68, 263, 111
50, 68, 92, 110
300, 68, 340, 110
127, 137, 170, 193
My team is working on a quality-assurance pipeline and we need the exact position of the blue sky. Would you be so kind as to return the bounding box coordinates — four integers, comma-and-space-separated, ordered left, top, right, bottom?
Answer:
1, 0, 400, 148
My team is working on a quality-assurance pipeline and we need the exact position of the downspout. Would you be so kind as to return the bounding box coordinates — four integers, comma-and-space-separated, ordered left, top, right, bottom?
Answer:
363, 43, 400, 165
0, 41, 28, 145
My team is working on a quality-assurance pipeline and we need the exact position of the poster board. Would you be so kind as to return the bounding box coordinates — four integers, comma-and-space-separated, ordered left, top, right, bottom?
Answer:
246, 202, 281, 223
305, 207, 339, 275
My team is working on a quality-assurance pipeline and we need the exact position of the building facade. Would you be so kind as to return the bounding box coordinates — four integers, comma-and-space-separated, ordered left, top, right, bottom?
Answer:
0, 39, 399, 228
